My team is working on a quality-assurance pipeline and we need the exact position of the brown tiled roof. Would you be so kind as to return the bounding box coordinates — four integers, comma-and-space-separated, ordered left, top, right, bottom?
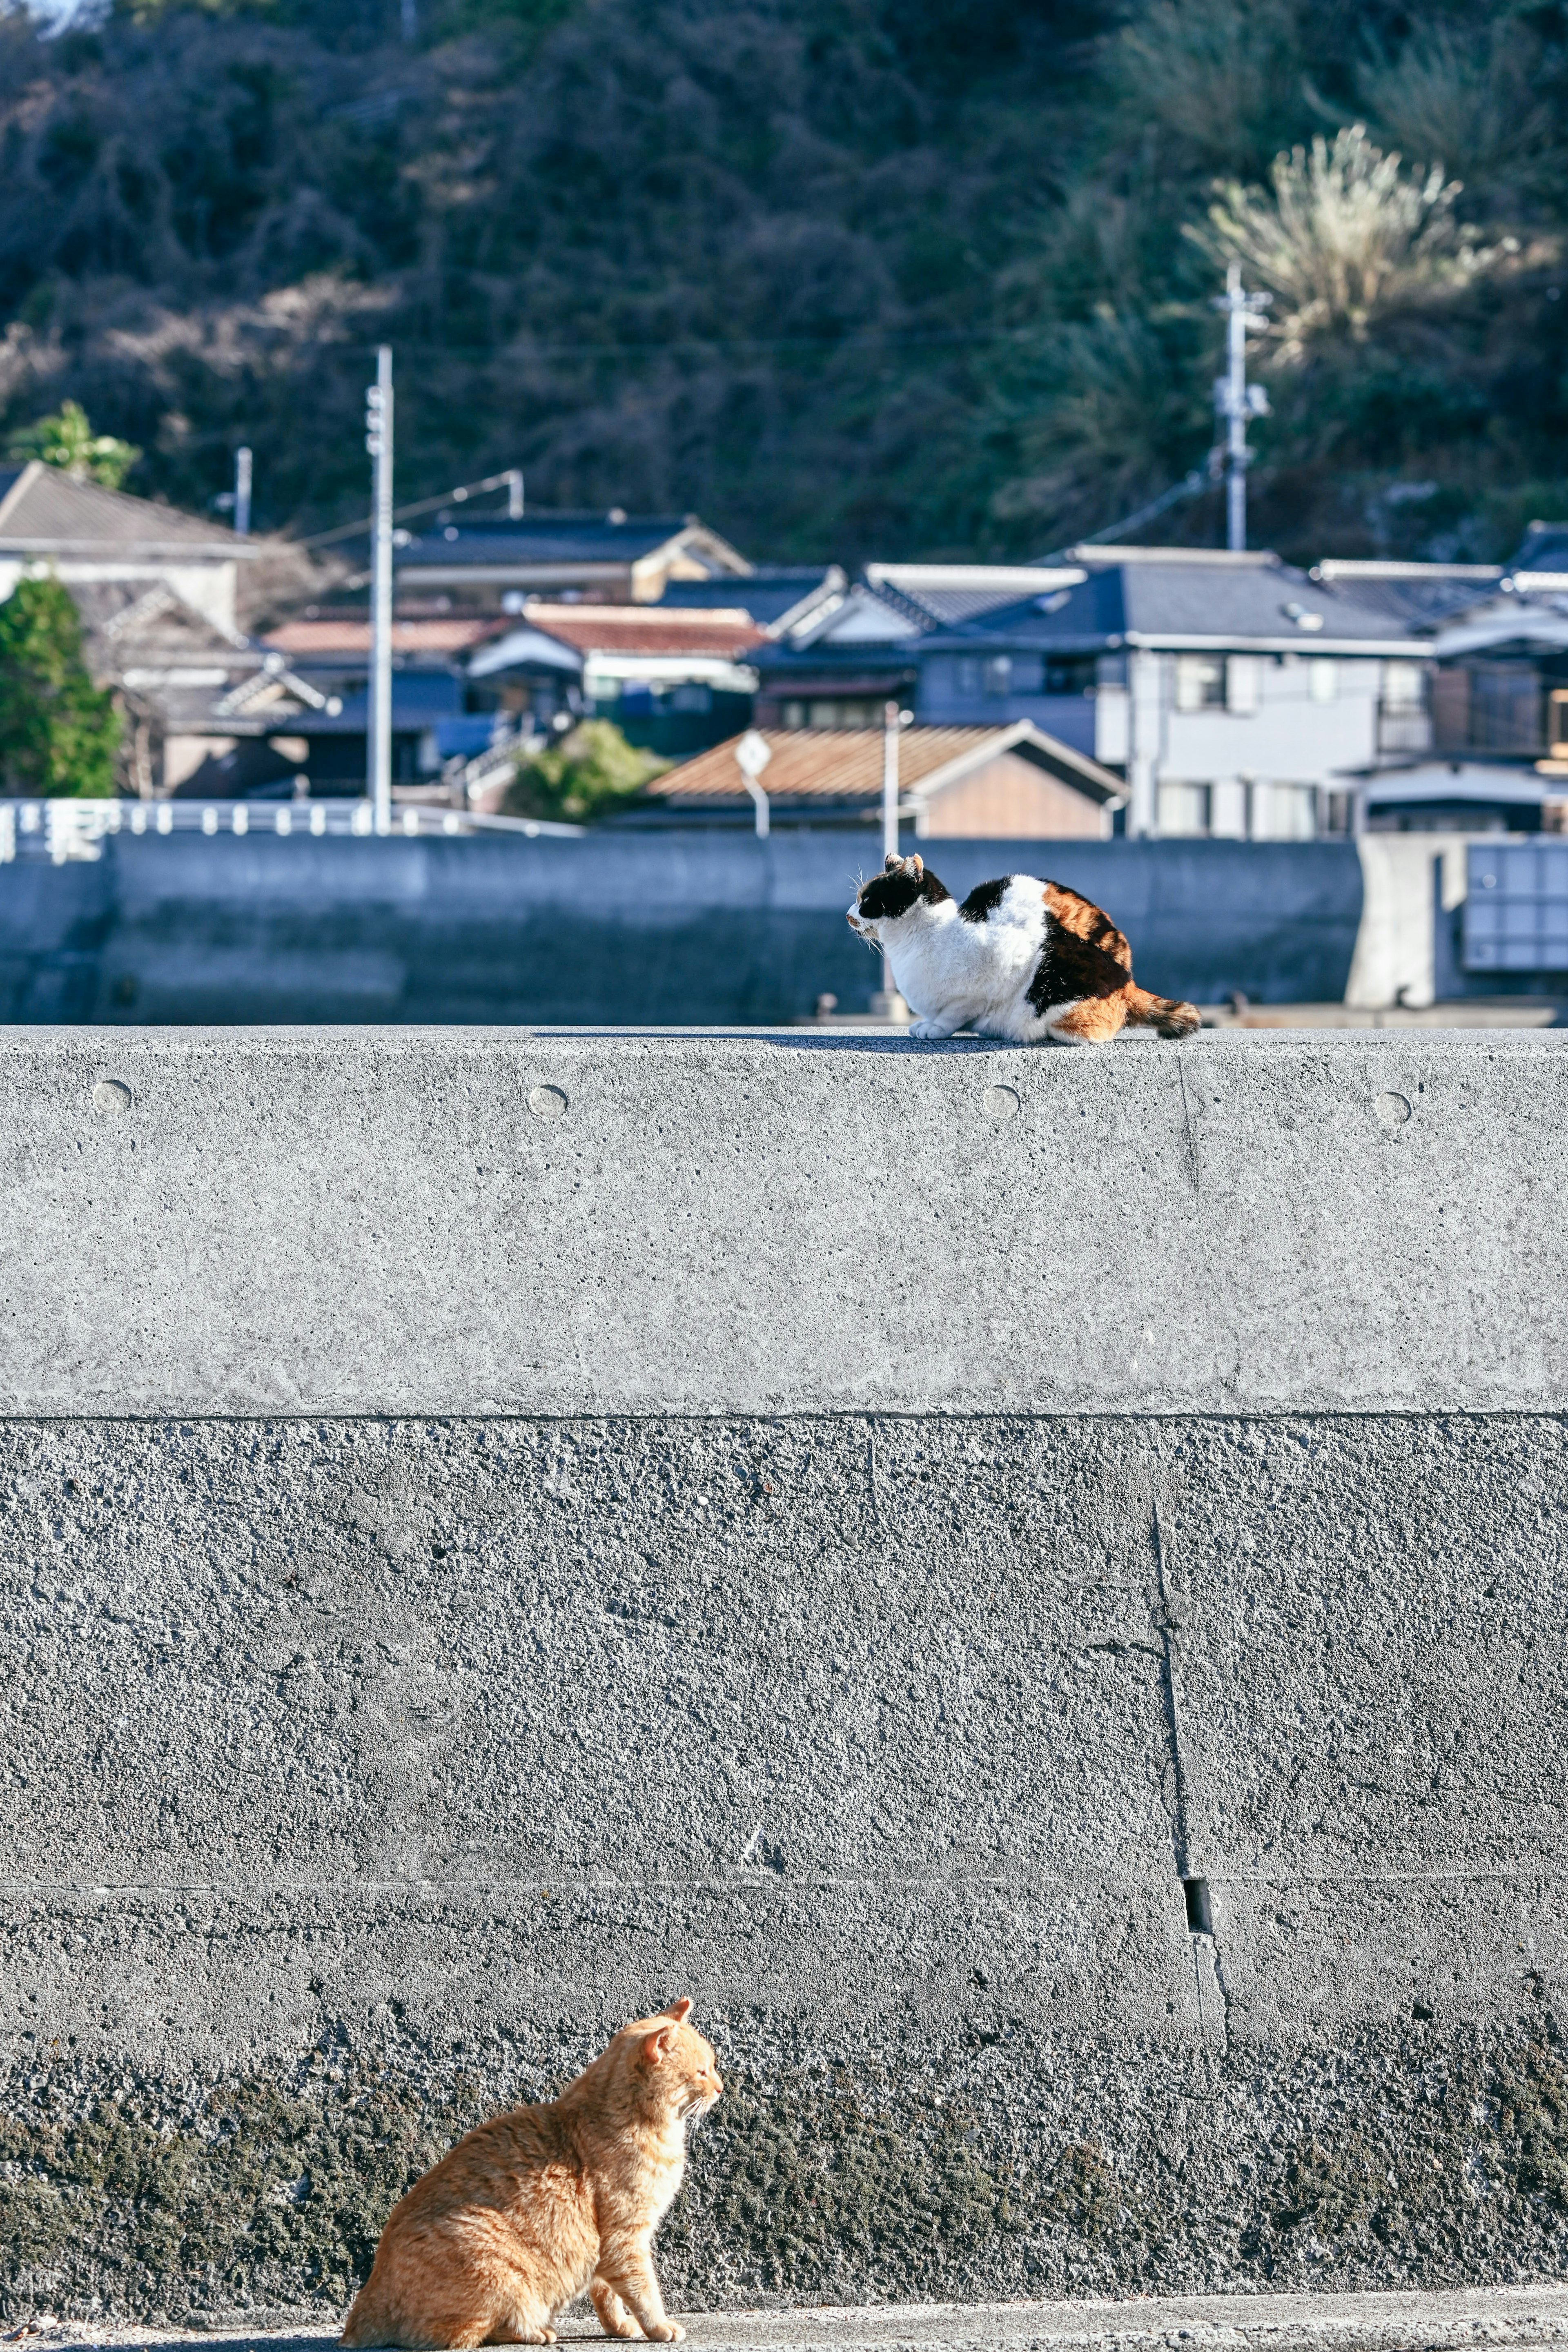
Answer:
521, 602, 765, 657
265, 618, 508, 655
648, 724, 1116, 805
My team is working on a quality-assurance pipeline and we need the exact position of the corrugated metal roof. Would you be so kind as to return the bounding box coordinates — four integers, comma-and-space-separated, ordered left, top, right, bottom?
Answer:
648, 724, 1119, 806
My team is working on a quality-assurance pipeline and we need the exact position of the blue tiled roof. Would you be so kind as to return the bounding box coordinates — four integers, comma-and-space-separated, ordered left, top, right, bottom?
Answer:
918, 553, 1422, 650
658, 569, 834, 625
399, 513, 695, 567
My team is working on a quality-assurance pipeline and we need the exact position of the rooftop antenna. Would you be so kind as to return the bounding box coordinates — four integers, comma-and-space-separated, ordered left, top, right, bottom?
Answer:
1212, 264, 1271, 551
365, 345, 394, 837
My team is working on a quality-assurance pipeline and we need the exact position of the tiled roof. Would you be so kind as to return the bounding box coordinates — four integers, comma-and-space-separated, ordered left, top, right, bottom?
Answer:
863, 564, 1085, 629
658, 568, 841, 627
647, 723, 1120, 806
1310, 560, 1504, 630
397, 513, 737, 568
265, 618, 508, 656
1512, 523, 1568, 572
917, 547, 1428, 651
0, 461, 245, 553
522, 603, 765, 657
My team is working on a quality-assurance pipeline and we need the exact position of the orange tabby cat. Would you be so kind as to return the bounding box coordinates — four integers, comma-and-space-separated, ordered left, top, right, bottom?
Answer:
341, 2001, 721, 2351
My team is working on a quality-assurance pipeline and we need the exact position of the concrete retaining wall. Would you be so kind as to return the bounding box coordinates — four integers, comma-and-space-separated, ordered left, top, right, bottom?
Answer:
2, 1029, 1567, 2325
0, 834, 1364, 1023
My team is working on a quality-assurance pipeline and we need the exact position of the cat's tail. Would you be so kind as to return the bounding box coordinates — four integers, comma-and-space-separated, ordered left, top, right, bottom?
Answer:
1123, 984, 1201, 1039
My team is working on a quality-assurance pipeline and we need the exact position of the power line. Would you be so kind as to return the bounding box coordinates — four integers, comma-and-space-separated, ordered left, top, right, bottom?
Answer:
261, 327, 1041, 364
300, 467, 523, 548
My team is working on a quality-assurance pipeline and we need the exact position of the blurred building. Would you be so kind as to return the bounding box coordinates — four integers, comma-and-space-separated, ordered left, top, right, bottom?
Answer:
0, 460, 254, 633
629, 721, 1125, 837
753, 551, 1430, 841
1322, 536, 1568, 832
394, 510, 749, 608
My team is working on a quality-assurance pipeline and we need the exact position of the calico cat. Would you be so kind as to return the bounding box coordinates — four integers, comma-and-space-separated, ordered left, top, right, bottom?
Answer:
848, 854, 1200, 1045
340, 2001, 720, 2351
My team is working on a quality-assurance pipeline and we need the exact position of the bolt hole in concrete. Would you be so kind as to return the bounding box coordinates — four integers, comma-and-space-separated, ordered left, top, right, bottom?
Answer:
984, 1083, 1020, 1122
527, 1084, 568, 1121
91, 1079, 133, 1116
1375, 1090, 1413, 1127
1183, 1877, 1214, 1934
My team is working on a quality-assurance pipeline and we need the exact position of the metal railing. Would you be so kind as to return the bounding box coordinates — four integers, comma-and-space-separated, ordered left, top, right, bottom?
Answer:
1376, 702, 1433, 754
0, 797, 582, 865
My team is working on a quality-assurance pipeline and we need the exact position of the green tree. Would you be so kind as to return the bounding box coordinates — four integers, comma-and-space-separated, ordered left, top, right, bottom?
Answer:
502, 719, 668, 824
0, 578, 121, 798
8, 401, 141, 490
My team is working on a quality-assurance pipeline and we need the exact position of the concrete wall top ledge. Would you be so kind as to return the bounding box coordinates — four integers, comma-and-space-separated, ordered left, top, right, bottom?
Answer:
6, 1024, 1567, 1419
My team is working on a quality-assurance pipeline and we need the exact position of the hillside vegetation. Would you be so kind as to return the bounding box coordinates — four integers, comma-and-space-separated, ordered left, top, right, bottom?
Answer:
0, 0, 1562, 566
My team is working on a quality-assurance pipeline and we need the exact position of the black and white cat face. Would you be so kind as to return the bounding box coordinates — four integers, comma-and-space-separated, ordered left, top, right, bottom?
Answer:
847, 853, 951, 940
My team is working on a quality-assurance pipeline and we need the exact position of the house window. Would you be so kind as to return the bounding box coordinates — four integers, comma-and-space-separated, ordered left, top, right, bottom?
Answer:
1175, 655, 1226, 710
1551, 688, 1568, 758
1383, 660, 1425, 710
782, 700, 806, 729
956, 657, 984, 699
808, 698, 880, 728
667, 684, 712, 713
1307, 658, 1337, 703
1044, 655, 1096, 696
984, 656, 1011, 697
1158, 781, 1211, 835
1225, 655, 1258, 713
1251, 782, 1317, 840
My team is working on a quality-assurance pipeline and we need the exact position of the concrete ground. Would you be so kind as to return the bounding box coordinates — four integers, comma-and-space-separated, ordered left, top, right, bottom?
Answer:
26, 2285, 1568, 2352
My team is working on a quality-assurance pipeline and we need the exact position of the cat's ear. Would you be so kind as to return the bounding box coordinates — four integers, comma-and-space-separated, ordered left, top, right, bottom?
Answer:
884, 853, 901, 871
909, 855, 924, 875
664, 1997, 693, 2023
643, 2026, 678, 2065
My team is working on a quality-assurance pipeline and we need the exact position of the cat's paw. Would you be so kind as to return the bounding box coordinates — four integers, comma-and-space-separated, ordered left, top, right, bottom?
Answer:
644, 2328, 684, 2343
908, 1018, 953, 1041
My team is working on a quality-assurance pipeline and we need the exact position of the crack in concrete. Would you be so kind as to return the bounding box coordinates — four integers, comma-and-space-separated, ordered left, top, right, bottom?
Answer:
1153, 1494, 1230, 2058
1176, 1055, 1202, 1195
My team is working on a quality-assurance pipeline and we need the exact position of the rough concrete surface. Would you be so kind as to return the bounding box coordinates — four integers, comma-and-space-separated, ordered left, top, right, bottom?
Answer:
3, 1029, 1568, 1416
1, 1415, 1566, 2319
36, 2282, 1568, 2352
2, 1031, 1567, 2323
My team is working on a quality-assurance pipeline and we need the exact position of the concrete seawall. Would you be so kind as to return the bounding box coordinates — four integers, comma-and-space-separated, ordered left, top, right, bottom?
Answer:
2, 1028, 1566, 2324
0, 834, 1364, 1022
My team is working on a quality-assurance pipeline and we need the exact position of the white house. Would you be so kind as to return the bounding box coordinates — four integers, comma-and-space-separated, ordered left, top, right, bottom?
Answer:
756, 548, 1434, 839
0, 460, 255, 633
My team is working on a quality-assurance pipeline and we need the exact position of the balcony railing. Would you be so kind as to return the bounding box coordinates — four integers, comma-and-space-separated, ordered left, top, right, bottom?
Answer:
1376, 703, 1432, 754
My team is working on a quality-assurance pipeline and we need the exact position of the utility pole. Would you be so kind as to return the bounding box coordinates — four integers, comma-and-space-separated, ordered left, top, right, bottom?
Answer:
1212, 263, 1271, 552
881, 698, 901, 870
365, 346, 394, 836
506, 469, 524, 520
877, 699, 913, 1012
233, 447, 252, 537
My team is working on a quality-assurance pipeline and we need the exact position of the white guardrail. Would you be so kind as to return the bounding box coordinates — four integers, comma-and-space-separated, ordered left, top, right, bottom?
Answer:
0, 799, 584, 865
